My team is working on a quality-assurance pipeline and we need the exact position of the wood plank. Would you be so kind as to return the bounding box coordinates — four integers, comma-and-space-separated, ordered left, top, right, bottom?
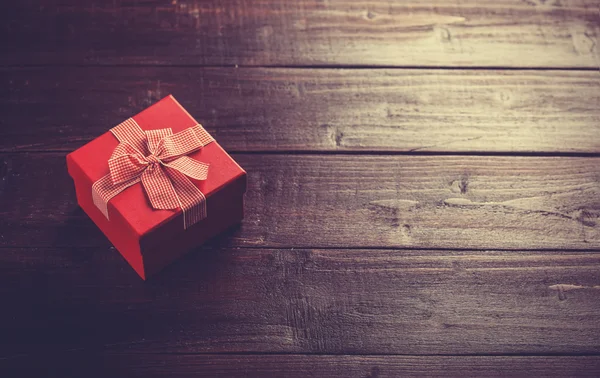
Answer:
1, 153, 600, 250
2, 67, 600, 153
2, 247, 600, 356
2, 354, 600, 377
2, 0, 599, 67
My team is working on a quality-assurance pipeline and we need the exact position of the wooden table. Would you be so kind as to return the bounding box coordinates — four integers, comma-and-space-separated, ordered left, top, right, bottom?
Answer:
2, 1, 600, 376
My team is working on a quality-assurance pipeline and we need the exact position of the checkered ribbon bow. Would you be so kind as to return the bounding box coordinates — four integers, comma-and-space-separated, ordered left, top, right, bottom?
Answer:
92, 118, 214, 229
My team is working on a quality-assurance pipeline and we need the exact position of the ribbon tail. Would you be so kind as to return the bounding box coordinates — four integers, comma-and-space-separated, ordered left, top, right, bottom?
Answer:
140, 165, 180, 210
92, 174, 141, 219
164, 166, 207, 229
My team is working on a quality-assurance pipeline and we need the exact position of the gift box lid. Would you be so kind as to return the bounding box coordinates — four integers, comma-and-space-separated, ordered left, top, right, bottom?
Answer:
67, 95, 246, 244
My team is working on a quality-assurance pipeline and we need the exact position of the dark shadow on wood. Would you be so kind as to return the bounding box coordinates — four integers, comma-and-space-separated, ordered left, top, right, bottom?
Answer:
1, 224, 245, 360
147, 222, 243, 284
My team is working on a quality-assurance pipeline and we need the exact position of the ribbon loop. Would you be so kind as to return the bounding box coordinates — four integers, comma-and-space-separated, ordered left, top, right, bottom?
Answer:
108, 143, 148, 185
110, 118, 150, 157
163, 156, 209, 181
146, 128, 172, 155
108, 154, 147, 185
92, 118, 214, 229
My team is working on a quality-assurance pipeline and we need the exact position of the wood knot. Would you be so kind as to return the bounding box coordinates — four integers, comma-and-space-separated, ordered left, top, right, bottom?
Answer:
330, 128, 344, 148
365, 366, 381, 378
449, 174, 469, 194
0, 158, 10, 196
0, 159, 8, 180
435, 26, 452, 42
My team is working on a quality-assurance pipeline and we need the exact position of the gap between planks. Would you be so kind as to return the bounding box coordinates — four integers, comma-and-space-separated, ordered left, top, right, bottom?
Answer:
4, 351, 600, 358
1, 64, 599, 71
3, 245, 600, 253
4, 151, 600, 157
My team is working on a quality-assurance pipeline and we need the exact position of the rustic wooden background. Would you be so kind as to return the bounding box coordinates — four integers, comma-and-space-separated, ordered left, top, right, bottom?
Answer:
2, 0, 600, 376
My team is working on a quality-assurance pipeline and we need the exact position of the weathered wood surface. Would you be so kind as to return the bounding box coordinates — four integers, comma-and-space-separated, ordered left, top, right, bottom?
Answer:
3, 354, 600, 377
2, 0, 600, 375
2, 0, 599, 67
3, 68, 600, 153
2, 247, 600, 357
2, 153, 599, 250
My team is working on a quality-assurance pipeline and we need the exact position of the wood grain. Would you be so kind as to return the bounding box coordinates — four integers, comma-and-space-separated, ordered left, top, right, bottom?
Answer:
2, 353, 600, 377
2, 247, 600, 356
2, 0, 599, 68
2, 67, 600, 153
2, 0, 599, 374
2, 153, 600, 250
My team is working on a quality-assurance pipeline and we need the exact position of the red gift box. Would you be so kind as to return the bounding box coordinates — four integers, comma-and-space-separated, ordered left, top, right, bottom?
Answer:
66, 95, 246, 279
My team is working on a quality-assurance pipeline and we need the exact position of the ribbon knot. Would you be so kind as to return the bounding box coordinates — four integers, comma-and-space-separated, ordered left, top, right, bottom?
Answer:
92, 118, 215, 229
145, 154, 162, 165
